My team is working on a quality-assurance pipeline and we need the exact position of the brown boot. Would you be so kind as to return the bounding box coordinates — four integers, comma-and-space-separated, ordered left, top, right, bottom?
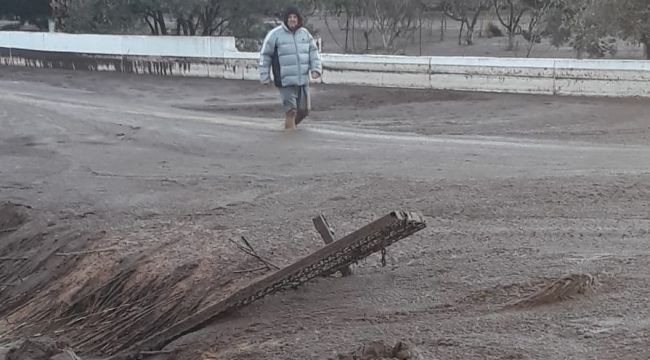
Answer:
285, 109, 297, 130
295, 109, 308, 126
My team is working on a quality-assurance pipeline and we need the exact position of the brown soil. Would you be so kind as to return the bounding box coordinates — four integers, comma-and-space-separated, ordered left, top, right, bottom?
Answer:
1, 66, 650, 359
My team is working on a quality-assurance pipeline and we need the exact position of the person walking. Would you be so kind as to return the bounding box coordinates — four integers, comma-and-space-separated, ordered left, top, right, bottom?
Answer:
259, 5, 322, 130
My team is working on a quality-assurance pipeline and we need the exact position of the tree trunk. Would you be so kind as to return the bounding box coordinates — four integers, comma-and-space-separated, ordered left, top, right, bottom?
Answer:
507, 32, 515, 50
465, 22, 474, 45
201, 15, 209, 36
351, 15, 356, 51
159, 12, 166, 35
381, 30, 389, 49
364, 30, 370, 50
458, 20, 464, 45
144, 16, 156, 35
466, 8, 484, 46
153, 11, 166, 35
440, 13, 446, 41
526, 31, 535, 57
419, 13, 422, 56
344, 15, 350, 53
364, 18, 372, 51
644, 36, 650, 60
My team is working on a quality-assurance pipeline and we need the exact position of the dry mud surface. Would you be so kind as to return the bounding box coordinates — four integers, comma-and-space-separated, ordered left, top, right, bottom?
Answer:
1, 67, 650, 360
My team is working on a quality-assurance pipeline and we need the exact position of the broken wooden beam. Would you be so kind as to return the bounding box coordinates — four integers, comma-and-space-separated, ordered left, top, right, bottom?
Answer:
313, 214, 352, 276
110, 210, 425, 360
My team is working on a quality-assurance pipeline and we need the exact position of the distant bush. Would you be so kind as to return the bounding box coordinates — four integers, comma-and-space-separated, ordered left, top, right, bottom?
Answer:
522, 30, 542, 44
236, 38, 262, 52
485, 22, 504, 38
0, 22, 21, 31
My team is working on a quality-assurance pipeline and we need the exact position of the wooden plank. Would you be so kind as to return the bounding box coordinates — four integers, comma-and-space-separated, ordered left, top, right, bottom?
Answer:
312, 215, 335, 244
312, 215, 352, 276
110, 210, 425, 360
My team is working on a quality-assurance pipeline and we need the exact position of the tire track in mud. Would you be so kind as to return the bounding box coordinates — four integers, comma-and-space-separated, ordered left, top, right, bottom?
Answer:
3, 88, 650, 155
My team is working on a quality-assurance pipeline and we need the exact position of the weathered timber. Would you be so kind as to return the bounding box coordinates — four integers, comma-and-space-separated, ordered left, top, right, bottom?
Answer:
110, 210, 425, 359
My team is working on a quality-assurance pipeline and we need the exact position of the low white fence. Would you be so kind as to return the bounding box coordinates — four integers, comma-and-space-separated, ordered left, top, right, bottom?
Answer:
1, 31, 649, 97
0, 31, 239, 57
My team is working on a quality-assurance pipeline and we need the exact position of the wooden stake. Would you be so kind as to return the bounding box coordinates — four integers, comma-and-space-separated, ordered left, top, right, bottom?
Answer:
312, 214, 352, 276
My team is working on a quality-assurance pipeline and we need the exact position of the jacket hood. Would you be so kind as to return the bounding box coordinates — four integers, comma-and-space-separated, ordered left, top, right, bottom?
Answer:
283, 5, 303, 30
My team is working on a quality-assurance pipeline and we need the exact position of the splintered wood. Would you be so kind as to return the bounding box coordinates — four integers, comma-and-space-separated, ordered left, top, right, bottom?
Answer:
111, 210, 426, 359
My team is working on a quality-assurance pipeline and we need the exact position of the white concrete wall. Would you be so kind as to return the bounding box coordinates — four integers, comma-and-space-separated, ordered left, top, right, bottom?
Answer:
1, 31, 649, 97
319, 54, 650, 97
0, 31, 239, 58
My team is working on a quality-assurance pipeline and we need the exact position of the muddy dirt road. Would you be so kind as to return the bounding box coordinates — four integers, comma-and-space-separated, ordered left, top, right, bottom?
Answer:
1, 67, 650, 360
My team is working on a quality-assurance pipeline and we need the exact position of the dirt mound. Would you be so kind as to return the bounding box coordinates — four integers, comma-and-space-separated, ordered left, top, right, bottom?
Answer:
505, 273, 598, 309
0, 202, 28, 234
333, 341, 420, 360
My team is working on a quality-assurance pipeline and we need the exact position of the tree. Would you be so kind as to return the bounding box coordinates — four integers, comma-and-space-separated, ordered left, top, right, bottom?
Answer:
1, 0, 50, 28
50, 0, 69, 30
493, 0, 528, 50
418, 1, 446, 44
169, 0, 201, 35
610, 0, 650, 59
63, 0, 139, 33
61, 0, 290, 37
570, 0, 617, 58
356, 0, 376, 51
63, 0, 168, 35
222, 0, 278, 43
128, 0, 170, 35
369, 0, 419, 50
50, 0, 647, 59
543, 0, 617, 58
442, 0, 492, 45
317, 0, 369, 52
519, 0, 561, 57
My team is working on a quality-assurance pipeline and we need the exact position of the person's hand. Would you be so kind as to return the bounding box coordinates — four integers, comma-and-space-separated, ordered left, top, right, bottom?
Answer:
310, 71, 321, 80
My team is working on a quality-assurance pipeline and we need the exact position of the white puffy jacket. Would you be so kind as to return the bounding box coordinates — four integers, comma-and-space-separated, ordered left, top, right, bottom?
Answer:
259, 23, 322, 87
